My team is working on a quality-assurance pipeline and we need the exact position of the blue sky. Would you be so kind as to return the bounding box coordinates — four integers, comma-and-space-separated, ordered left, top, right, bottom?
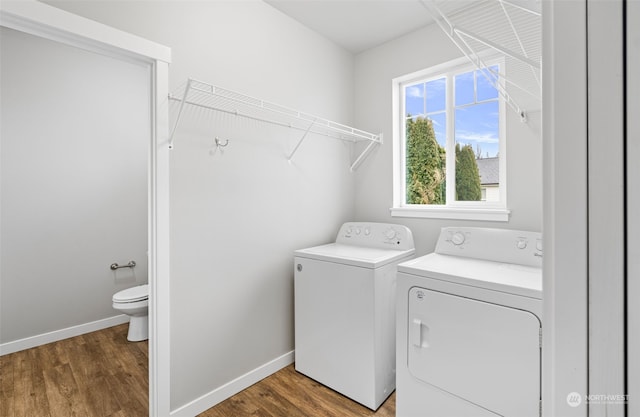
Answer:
405, 67, 500, 158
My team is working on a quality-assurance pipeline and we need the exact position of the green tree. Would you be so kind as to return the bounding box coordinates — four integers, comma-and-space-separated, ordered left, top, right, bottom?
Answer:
455, 143, 482, 201
406, 117, 445, 204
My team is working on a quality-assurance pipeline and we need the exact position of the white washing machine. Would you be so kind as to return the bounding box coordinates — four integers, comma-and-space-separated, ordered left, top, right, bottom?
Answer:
294, 222, 415, 410
396, 227, 543, 417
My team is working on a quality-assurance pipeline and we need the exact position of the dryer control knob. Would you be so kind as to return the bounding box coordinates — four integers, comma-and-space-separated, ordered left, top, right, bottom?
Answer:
516, 239, 528, 249
451, 232, 465, 246
385, 228, 397, 240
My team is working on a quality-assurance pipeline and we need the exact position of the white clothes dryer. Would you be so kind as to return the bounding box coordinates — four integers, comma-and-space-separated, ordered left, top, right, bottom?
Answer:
294, 222, 415, 410
396, 227, 543, 417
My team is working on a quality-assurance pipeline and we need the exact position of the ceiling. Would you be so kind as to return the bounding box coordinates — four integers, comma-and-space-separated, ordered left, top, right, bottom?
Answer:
265, 0, 543, 114
264, 0, 476, 54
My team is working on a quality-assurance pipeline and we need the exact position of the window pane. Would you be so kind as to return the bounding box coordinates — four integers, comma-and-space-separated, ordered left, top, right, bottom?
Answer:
476, 66, 499, 101
454, 101, 499, 156
405, 83, 424, 117
455, 71, 474, 106
405, 117, 446, 205
454, 100, 499, 202
425, 78, 446, 113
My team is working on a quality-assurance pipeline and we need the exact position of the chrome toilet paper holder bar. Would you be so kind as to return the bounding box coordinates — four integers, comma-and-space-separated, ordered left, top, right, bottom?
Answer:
110, 260, 136, 270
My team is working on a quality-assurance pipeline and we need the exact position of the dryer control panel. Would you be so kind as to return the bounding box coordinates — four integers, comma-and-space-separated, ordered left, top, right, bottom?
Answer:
336, 222, 415, 250
435, 227, 542, 267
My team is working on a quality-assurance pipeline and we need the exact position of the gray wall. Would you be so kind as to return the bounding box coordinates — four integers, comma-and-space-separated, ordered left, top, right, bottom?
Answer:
0, 27, 149, 344
353, 23, 543, 256
42, 0, 357, 411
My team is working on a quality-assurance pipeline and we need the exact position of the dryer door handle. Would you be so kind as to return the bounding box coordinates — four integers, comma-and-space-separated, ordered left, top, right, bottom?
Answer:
410, 318, 429, 348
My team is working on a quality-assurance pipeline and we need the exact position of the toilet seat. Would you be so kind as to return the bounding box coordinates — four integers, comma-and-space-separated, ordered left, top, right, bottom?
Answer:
113, 284, 148, 303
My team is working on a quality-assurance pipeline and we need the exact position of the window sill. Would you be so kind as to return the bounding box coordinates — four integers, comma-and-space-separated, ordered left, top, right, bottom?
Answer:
390, 206, 510, 222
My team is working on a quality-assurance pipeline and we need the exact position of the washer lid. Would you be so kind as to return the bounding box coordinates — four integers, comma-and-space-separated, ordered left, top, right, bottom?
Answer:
295, 243, 415, 269
113, 284, 148, 302
398, 253, 542, 299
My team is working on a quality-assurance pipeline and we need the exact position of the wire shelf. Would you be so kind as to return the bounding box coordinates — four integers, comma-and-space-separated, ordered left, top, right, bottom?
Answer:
168, 79, 382, 170
420, 0, 541, 122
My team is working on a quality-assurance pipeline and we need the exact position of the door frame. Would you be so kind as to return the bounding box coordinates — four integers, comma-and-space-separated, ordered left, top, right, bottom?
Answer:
587, 1, 626, 416
0, 2, 171, 416
627, 0, 640, 414
542, 1, 589, 416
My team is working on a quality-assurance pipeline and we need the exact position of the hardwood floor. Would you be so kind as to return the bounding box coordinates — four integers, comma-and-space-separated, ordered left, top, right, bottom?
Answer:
1, 325, 395, 417
199, 365, 396, 417
0, 324, 148, 417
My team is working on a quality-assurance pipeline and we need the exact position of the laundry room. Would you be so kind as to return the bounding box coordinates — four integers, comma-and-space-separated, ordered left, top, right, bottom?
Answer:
0, 1, 636, 417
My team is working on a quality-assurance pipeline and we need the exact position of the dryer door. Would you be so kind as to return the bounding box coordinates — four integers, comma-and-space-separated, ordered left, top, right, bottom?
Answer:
408, 287, 541, 417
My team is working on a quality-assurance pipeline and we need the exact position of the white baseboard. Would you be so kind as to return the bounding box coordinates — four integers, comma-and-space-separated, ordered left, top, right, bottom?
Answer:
170, 350, 295, 417
0, 314, 130, 356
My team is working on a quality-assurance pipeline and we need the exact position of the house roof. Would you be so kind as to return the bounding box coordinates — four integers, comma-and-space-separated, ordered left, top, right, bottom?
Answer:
477, 157, 499, 185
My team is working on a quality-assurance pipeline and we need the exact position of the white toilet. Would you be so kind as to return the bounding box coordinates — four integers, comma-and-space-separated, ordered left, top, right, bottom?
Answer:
112, 284, 149, 342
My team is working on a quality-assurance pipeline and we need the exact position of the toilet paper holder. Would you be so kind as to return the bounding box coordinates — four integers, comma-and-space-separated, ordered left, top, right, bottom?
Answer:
110, 260, 136, 270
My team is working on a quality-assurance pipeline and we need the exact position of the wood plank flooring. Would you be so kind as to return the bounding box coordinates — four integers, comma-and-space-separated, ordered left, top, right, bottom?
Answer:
199, 365, 395, 417
1, 325, 395, 417
0, 323, 148, 417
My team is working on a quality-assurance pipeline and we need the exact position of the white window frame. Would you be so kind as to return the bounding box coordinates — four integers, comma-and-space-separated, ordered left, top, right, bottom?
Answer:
391, 55, 510, 222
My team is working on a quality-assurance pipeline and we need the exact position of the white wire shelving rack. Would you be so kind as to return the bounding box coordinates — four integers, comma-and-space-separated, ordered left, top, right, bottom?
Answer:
420, 0, 541, 122
168, 78, 382, 172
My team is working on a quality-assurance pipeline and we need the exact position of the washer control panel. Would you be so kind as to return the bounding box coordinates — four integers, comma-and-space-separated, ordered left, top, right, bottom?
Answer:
436, 227, 542, 267
336, 222, 415, 250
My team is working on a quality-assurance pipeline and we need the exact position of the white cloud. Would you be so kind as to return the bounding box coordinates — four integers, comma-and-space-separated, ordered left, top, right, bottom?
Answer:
456, 130, 499, 144
406, 85, 424, 98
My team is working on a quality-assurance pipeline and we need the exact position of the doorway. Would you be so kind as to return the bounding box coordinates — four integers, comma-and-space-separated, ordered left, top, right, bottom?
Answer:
0, 3, 170, 416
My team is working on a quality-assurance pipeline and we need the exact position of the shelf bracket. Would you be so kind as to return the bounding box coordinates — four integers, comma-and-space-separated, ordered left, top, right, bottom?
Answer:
287, 118, 317, 162
168, 79, 192, 149
350, 134, 382, 172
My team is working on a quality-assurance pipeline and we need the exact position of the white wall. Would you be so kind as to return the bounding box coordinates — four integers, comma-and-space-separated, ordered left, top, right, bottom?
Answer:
353, 23, 542, 255
43, 0, 356, 412
0, 27, 149, 347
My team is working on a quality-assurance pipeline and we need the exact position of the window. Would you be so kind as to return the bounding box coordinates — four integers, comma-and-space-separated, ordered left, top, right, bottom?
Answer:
392, 57, 509, 221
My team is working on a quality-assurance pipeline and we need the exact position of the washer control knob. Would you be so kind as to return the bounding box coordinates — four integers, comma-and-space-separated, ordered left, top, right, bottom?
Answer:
364, 227, 371, 236
355, 228, 361, 235
451, 232, 465, 246
385, 228, 397, 240
516, 239, 528, 249
536, 239, 543, 251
